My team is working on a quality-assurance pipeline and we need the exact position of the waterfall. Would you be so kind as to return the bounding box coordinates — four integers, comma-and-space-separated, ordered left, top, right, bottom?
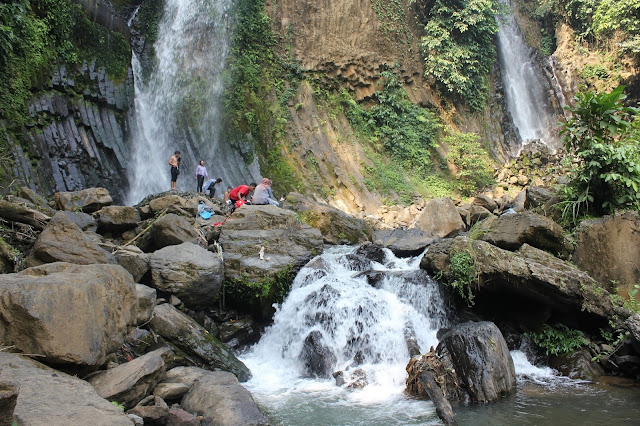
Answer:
126, 0, 261, 205
496, 0, 561, 156
242, 246, 448, 424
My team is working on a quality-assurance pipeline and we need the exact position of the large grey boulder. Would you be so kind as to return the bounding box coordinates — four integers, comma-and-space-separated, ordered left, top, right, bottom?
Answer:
220, 205, 323, 280
34, 211, 116, 265
94, 205, 141, 232
219, 204, 323, 318
114, 245, 150, 282
135, 284, 157, 325
476, 211, 573, 257
284, 192, 372, 244
149, 303, 251, 382
573, 211, 640, 289
55, 187, 113, 213
0, 262, 137, 365
410, 197, 465, 238
151, 213, 200, 249
181, 370, 268, 426
298, 330, 337, 378
88, 347, 174, 409
149, 242, 223, 309
421, 236, 621, 325
0, 352, 133, 425
371, 228, 437, 257
148, 194, 187, 214
438, 321, 516, 402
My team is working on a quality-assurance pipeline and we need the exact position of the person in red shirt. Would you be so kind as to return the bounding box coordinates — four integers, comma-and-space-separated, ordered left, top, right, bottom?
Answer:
229, 183, 256, 204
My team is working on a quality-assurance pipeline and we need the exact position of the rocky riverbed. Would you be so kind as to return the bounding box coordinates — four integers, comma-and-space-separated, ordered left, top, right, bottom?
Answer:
0, 185, 638, 424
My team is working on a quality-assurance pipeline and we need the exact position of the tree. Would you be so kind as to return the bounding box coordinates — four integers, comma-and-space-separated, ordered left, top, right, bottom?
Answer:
559, 85, 640, 222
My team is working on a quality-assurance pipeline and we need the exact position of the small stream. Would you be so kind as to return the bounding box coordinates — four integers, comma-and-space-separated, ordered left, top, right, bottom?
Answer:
241, 246, 640, 425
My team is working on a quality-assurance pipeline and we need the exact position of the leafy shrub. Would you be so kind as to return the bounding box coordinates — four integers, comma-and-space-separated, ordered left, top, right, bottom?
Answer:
444, 130, 494, 195
558, 85, 640, 223
438, 249, 476, 306
530, 323, 589, 356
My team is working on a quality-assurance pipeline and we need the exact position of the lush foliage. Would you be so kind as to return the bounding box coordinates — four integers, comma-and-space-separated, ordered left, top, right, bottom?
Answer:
0, 0, 130, 127
224, 0, 301, 194
444, 129, 494, 195
437, 249, 476, 306
558, 85, 640, 223
415, 0, 502, 110
530, 323, 589, 356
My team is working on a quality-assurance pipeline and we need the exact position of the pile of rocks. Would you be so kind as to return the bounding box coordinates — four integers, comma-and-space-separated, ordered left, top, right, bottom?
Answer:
0, 186, 325, 424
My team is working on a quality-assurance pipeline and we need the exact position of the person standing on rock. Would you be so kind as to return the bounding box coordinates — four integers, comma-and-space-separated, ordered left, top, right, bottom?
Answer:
252, 178, 279, 206
169, 150, 181, 191
194, 160, 209, 192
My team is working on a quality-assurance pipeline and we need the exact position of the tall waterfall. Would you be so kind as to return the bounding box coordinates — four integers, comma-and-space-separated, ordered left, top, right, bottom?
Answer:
127, 0, 260, 205
242, 246, 448, 424
496, 0, 561, 156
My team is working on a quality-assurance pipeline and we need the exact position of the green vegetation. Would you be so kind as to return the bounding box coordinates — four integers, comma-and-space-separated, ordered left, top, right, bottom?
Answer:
414, 0, 502, 110
0, 0, 130, 182
529, 323, 589, 356
223, 264, 297, 319
557, 85, 640, 224
110, 400, 125, 410
437, 249, 477, 306
444, 129, 494, 195
224, 0, 302, 195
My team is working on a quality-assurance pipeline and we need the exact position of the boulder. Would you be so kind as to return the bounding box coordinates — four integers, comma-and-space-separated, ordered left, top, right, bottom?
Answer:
0, 352, 133, 425
126, 395, 169, 423
219, 317, 259, 349
549, 347, 605, 381
114, 246, 150, 282
94, 206, 141, 232
572, 211, 640, 289
89, 347, 175, 409
135, 284, 157, 325
298, 330, 337, 378
0, 262, 137, 365
471, 194, 498, 213
421, 236, 621, 327
219, 205, 323, 318
17, 186, 56, 216
34, 211, 116, 265
284, 193, 372, 244
407, 321, 515, 409
0, 382, 18, 426
167, 407, 200, 426
162, 366, 209, 388
372, 228, 437, 257
410, 197, 465, 238
148, 194, 187, 213
354, 242, 386, 264
181, 370, 268, 426
477, 211, 573, 257
438, 322, 516, 402
60, 210, 97, 231
149, 242, 223, 309
627, 313, 640, 354
153, 382, 190, 401
151, 213, 200, 249
55, 187, 113, 213
466, 205, 493, 226
149, 304, 251, 382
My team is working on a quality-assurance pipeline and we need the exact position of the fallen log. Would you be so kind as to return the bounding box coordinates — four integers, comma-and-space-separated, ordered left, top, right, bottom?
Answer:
417, 369, 456, 425
0, 200, 50, 231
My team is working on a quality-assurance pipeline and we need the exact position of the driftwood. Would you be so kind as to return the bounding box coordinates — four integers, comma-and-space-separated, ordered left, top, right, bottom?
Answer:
417, 369, 456, 425
0, 200, 50, 231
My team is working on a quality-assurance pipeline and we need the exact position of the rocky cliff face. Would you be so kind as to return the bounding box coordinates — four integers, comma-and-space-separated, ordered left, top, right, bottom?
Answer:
8, 63, 134, 203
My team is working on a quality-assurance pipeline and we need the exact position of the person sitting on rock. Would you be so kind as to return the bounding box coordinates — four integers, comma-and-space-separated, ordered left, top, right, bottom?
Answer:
251, 178, 279, 207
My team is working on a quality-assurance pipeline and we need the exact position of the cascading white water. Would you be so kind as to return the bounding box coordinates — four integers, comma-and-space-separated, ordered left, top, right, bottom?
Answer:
242, 246, 448, 424
127, 0, 260, 205
496, 0, 560, 155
